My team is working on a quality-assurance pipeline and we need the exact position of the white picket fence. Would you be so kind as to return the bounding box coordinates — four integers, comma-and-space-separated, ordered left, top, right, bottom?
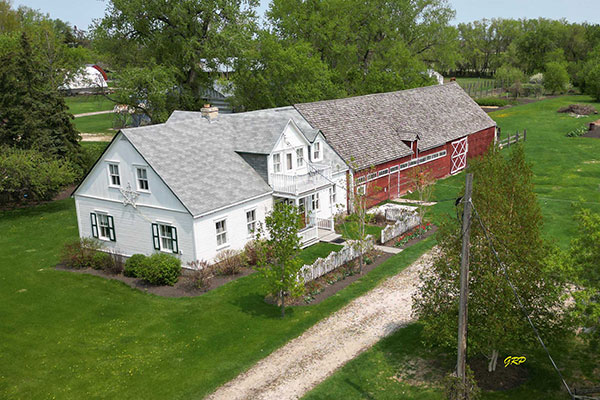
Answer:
380, 212, 421, 244
298, 235, 374, 283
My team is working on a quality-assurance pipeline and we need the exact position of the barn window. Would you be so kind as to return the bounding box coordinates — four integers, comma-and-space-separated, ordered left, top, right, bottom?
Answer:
357, 185, 366, 195
136, 167, 149, 191
367, 172, 377, 181
216, 219, 227, 247
108, 163, 120, 186
399, 163, 409, 170
355, 176, 366, 184
390, 166, 399, 173
378, 169, 389, 177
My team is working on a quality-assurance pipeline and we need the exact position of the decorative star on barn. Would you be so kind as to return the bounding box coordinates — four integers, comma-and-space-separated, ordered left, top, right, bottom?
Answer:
119, 183, 139, 208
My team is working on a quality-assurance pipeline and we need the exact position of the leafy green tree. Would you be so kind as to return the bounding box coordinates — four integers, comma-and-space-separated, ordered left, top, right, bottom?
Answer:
494, 64, 525, 87
569, 208, 600, 348
543, 61, 570, 94
582, 51, 600, 101
231, 32, 344, 111
256, 202, 304, 318
413, 145, 569, 372
93, 0, 259, 112
0, 32, 83, 167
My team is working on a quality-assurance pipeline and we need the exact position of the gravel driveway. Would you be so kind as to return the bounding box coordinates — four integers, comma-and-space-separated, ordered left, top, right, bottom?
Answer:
206, 248, 437, 400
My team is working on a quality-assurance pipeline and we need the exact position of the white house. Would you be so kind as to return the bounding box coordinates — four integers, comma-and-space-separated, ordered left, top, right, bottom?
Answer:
73, 106, 349, 265
61, 64, 108, 94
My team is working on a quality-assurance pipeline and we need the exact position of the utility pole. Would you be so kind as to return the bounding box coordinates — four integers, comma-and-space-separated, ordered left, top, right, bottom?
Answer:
456, 173, 473, 390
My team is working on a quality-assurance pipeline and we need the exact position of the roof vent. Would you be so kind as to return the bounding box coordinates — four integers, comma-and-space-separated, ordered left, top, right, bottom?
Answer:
201, 104, 218, 121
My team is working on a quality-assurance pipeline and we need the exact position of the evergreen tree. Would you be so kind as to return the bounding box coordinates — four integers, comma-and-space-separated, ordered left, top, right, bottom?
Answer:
0, 32, 82, 167
413, 145, 569, 371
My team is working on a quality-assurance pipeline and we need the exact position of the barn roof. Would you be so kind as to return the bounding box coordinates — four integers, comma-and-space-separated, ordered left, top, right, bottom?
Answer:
120, 107, 318, 216
294, 82, 496, 170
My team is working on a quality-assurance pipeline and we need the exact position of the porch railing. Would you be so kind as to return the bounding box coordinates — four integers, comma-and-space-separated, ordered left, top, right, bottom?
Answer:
270, 164, 332, 195
309, 215, 334, 231
299, 225, 318, 247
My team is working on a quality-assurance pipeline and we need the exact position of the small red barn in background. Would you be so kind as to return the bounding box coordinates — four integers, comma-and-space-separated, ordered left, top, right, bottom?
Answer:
295, 82, 496, 208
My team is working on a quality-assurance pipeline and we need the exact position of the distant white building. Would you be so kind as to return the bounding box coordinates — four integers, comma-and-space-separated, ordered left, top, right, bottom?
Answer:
73, 106, 349, 265
61, 64, 108, 94
426, 69, 444, 85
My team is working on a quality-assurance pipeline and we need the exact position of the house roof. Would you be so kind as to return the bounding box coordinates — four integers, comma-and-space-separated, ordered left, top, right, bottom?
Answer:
294, 82, 496, 170
120, 107, 319, 216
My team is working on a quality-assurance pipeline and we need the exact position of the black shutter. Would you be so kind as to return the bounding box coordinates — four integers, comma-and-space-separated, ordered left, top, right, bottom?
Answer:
171, 227, 178, 254
107, 216, 116, 241
152, 223, 160, 250
90, 213, 98, 238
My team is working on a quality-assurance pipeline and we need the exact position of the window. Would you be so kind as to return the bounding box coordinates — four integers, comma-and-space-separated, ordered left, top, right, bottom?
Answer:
136, 167, 149, 191
355, 176, 366, 184
311, 193, 320, 210
378, 168, 389, 177
273, 154, 281, 173
313, 142, 321, 160
108, 163, 120, 186
329, 185, 336, 205
357, 185, 366, 195
286, 153, 293, 170
400, 162, 409, 170
296, 148, 304, 167
151, 223, 178, 253
367, 172, 377, 181
246, 210, 256, 236
90, 212, 115, 241
390, 166, 399, 173
216, 219, 227, 246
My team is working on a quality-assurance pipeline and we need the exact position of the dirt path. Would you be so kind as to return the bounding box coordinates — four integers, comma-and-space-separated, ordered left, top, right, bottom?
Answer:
79, 133, 114, 142
206, 248, 437, 400
73, 110, 114, 118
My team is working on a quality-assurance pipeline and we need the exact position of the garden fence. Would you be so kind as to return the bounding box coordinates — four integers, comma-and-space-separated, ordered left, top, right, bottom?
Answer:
298, 235, 374, 283
380, 212, 421, 244
497, 128, 527, 148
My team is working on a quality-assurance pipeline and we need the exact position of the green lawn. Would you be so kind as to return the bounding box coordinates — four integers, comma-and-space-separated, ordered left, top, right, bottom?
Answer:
65, 95, 114, 115
73, 112, 117, 135
336, 221, 384, 240
304, 95, 600, 399
299, 242, 343, 265
0, 199, 435, 399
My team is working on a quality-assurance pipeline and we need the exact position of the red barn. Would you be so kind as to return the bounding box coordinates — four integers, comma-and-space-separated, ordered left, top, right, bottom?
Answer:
295, 82, 496, 208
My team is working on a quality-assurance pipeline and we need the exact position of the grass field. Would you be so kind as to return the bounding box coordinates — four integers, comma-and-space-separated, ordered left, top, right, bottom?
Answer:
73, 112, 117, 135
336, 221, 384, 240
303, 95, 600, 399
0, 198, 435, 399
64, 95, 114, 115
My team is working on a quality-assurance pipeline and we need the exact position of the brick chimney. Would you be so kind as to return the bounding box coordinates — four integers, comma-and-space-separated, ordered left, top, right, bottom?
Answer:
201, 104, 218, 121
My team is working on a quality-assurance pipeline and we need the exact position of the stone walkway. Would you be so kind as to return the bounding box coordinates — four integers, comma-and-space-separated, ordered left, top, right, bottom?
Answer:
73, 110, 114, 118
206, 248, 437, 400
374, 244, 403, 254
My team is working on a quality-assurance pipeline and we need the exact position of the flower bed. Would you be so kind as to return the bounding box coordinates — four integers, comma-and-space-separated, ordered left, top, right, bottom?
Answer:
394, 222, 434, 248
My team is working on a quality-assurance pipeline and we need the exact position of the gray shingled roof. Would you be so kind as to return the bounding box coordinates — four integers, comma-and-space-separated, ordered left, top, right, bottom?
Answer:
121, 107, 318, 216
294, 82, 496, 170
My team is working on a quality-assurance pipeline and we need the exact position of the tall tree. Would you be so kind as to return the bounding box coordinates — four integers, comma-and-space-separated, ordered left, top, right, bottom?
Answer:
0, 32, 82, 166
413, 145, 569, 372
93, 0, 259, 115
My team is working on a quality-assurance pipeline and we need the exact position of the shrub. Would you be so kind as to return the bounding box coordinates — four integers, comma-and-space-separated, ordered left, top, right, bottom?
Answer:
0, 146, 76, 204
124, 254, 148, 277
61, 238, 104, 269
583, 63, 600, 101
91, 251, 113, 270
544, 61, 570, 94
138, 253, 181, 286
105, 250, 124, 275
187, 260, 215, 290
475, 97, 509, 107
495, 65, 526, 87
529, 72, 544, 85
214, 249, 245, 275
242, 240, 260, 267
371, 212, 386, 225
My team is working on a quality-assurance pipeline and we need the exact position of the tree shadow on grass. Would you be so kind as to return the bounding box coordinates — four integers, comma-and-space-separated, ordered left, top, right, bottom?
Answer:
231, 293, 300, 319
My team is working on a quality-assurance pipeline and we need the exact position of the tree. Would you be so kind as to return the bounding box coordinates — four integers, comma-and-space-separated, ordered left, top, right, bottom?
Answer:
413, 145, 569, 372
256, 202, 304, 318
406, 165, 434, 237
582, 49, 600, 101
93, 0, 259, 113
543, 61, 570, 94
0, 32, 83, 168
569, 208, 600, 348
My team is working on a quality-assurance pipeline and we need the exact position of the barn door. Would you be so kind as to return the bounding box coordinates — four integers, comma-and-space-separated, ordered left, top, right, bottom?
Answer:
451, 137, 468, 174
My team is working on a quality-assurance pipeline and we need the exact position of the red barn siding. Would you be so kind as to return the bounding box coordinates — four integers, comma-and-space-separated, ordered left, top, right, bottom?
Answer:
352, 126, 495, 209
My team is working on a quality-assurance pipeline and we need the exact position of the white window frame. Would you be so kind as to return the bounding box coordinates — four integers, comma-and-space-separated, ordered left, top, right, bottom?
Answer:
273, 153, 281, 173
378, 168, 389, 177
215, 219, 228, 247
355, 175, 366, 185
311, 193, 320, 210
329, 185, 336, 205
246, 209, 256, 236
390, 165, 399, 173
296, 148, 304, 167
135, 167, 149, 192
286, 152, 293, 170
107, 162, 121, 187
158, 223, 176, 252
313, 142, 321, 160
367, 172, 377, 181
357, 185, 366, 195
97, 213, 111, 241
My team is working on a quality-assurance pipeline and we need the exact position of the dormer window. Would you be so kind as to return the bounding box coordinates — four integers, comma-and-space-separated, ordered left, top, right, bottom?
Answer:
286, 153, 293, 170
313, 142, 321, 160
296, 148, 304, 167
273, 153, 281, 173
108, 163, 120, 187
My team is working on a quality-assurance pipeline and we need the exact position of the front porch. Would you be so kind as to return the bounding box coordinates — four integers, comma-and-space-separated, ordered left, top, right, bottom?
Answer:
299, 226, 342, 248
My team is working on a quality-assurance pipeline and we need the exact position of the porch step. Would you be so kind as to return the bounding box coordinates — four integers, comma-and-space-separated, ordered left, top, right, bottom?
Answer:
301, 237, 320, 249
319, 231, 343, 243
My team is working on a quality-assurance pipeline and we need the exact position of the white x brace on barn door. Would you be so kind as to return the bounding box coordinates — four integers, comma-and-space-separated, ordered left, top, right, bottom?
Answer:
451, 137, 468, 174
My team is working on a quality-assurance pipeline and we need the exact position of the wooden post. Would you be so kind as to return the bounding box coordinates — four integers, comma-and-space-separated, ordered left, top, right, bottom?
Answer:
507, 133, 511, 147
457, 173, 474, 388
516, 130, 520, 143
523, 129, 527, 141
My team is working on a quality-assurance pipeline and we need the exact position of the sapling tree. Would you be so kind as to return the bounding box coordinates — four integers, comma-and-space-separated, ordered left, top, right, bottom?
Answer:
406, 165, 434, 237
255, 202, 304, 318
413, 145, 570, 372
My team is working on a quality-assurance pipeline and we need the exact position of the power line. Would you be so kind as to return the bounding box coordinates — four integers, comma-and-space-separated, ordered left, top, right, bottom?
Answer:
471, 203, 574, 399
